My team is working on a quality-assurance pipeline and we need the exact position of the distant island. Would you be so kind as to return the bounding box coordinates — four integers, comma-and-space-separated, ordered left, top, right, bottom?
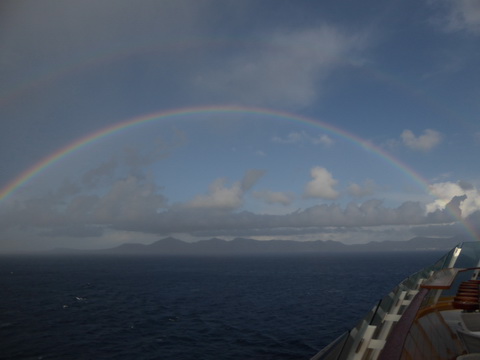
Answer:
54, 235, 468, 256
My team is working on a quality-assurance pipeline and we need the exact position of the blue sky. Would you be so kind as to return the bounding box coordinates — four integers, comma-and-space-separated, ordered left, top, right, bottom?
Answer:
1, 0, 480, 252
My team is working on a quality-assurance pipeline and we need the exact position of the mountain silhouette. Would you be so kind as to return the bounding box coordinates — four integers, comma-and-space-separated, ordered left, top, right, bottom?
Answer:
92, 235, 466, 256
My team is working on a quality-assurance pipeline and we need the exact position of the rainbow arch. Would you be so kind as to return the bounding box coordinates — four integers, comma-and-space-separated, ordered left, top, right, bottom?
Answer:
0, 105, 430, 203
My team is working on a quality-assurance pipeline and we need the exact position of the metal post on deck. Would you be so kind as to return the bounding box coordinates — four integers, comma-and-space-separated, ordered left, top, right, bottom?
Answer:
447, 247, 462, 269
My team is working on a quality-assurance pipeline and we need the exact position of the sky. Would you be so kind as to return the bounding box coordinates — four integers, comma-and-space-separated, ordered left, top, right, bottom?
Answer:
1, 0, 480, 252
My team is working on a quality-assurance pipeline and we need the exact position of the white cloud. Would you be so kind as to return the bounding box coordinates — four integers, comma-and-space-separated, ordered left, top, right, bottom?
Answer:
313, 134, 335, 147
272, 130, 334, 146
303, 166, 340, 200
347, 179, 376, 198
401, 129, 442, 151
196, 26, 367, 108
186, 178, 243, 210
272, 132, 305, 144
427, 181, 464, 214
426, 181, 480, 217
253, 190, 295, 206
185, 170, 265, 210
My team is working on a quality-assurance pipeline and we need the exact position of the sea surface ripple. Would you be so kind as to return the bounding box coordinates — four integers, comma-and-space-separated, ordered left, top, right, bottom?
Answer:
0, 251, 442, 359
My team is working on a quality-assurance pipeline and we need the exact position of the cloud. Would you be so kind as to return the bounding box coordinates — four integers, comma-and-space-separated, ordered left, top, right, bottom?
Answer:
129, 199, 433, 236
0, 174, 167, 236
272, 132, 307, 144
185, 170, 265, 210
303, 200, 429, 227
241, 169, 266, 192
401, 129, 442, 151
432, 0, 480, 35
459, 180, 475, 191
272, 130, 334, 147
253, 190, 295, 206
303, 166, 340, 200
186, 178, 244, 210
93, 175, 167, 222
409, 221, 469, 238
51, 179, 83, 200
82, 158, 118, 187
347, 179, 376, 198
3, 177, 477, 249
0, 0, 213, 74
195, 26, 368, 108
122, 131, 187, 177
313, 134, 335, 147
426, 181, 480, 217
426, 181, 465, 214
465, 211, 480, 238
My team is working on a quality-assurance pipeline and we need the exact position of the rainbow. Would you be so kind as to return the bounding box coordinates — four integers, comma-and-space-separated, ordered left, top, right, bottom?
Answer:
0, 105, 428, 201
0, 105, 477, 239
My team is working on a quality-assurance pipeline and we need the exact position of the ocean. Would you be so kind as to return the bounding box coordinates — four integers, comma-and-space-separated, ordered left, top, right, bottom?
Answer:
0, 251, 443, 360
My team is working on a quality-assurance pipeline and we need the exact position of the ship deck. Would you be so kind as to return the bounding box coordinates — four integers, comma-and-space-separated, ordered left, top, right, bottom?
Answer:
311, 242, 480, 360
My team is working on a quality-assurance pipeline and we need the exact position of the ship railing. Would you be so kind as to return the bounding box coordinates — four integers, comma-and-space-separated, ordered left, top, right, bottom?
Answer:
380, 265, 480, 360
310, 332, 350, 360
310, 244, 463, 360
369, 242, 480, 360
310, 268, 434, 360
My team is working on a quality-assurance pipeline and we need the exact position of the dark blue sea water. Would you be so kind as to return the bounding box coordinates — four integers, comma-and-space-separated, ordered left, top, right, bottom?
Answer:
0, 252, 443, 360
